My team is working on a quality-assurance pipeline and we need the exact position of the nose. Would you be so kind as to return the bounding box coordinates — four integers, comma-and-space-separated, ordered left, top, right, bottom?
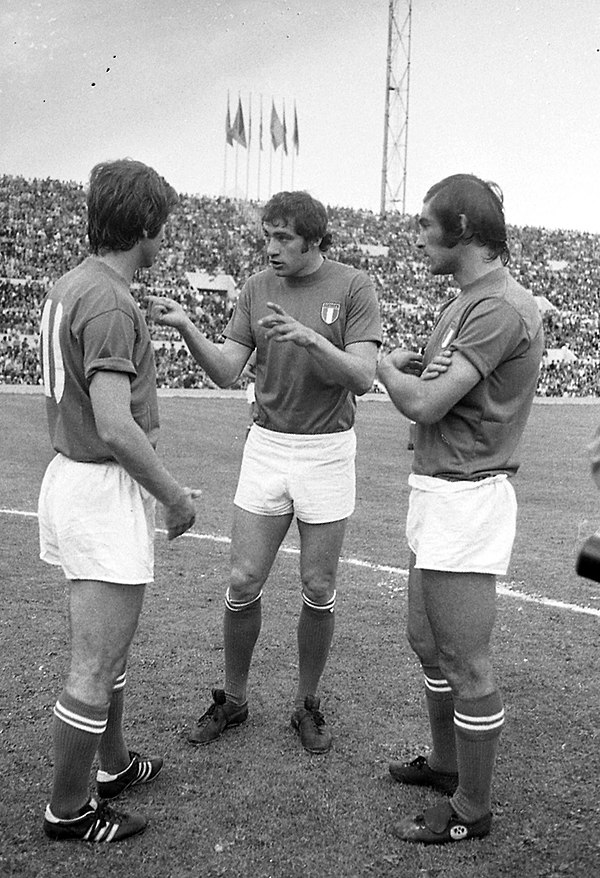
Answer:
266, 236, 279, 256
416, 231, 425, 249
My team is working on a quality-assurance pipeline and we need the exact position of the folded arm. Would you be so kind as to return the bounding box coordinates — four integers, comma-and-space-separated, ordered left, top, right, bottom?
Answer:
377, 347, 481, 423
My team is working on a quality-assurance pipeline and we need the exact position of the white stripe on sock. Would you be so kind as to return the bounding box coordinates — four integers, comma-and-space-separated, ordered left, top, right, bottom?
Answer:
54, 701, 107, 735
302, 590, 336, 613
454, 707, 505, 733
225, 588, 263, 612
423, 673, 452, 693
112, 672, 126, 692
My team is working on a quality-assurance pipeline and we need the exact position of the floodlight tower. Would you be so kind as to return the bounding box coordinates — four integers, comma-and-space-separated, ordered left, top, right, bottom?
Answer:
380, 0, 412, 216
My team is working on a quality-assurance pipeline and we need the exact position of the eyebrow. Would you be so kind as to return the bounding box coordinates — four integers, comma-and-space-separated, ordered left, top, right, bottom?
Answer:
263, 227, 294, 239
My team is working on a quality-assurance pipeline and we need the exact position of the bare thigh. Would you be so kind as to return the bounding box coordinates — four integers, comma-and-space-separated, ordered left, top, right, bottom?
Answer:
229, 506, 293, 601
407, 552, 438, 665
297, 517, 347, 603
420, 568, 497, 698
67, 580, 146, 707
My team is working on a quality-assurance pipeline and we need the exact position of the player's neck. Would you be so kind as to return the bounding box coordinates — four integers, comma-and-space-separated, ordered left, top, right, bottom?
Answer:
95, 250, 139, 285
454, 253, 503, 290
295, 251, 324, 277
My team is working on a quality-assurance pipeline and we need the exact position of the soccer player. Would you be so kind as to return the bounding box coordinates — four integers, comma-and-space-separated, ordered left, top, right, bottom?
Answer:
147, 190, 382, 753
38, 159, 199, 843
377, 174, 544, 844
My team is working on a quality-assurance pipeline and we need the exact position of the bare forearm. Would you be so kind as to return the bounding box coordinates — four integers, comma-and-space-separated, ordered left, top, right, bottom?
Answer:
179, 318, 242, 387
377, 358, 427, 420
101, 417, 187, 507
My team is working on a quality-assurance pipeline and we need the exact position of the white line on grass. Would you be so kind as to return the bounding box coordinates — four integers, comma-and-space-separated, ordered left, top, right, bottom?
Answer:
3, 507, 600, 618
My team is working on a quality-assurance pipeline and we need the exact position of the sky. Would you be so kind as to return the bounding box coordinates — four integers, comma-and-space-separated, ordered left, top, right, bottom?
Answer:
2, 0, 600, 234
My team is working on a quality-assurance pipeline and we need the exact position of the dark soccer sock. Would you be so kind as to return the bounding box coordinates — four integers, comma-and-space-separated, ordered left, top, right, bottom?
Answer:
223, 588, 262, 706
294, 591, 336, 709
451, 690, 505, 822
51, 689, 108, 818
97, 670, 130, 775
422, 665, 457, 773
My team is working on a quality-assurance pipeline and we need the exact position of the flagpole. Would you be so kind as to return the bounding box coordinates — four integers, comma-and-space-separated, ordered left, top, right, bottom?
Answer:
290, 99, 296, 189
269, 97, 273, 198
257, 94, 263, 201
235, 143, 239, 200
280, 98, 285, 190
245, 93, 251, 201
291, 138, 295, 191
224, 90, 230, 196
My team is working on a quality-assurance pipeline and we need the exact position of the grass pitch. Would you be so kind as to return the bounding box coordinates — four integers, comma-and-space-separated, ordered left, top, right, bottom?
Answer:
1, 391, 599, 878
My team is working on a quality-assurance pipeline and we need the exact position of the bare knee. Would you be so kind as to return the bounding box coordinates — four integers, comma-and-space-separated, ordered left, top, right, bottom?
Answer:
407, 622, 438, 666
300, 569, 336, 605
66, 660, 119, 708
437, 649, 495, 698
229, 564, 265, 603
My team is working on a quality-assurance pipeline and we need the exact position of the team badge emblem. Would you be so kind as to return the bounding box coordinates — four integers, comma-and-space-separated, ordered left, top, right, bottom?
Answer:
441, 328, 455, 349
321, 303, 340, 325
450, 824, 468, 840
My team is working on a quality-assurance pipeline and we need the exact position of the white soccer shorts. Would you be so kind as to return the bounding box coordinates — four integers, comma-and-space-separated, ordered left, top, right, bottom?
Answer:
38, 454, 156, 583
406, 472, 517, 575
234, 424, 356, 524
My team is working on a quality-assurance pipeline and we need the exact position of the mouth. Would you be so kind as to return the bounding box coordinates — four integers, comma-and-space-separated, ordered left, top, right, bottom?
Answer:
270, 261, 283, 270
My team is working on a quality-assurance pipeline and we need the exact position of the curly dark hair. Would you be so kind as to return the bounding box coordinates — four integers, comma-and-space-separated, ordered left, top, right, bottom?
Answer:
262, 191, 332, 251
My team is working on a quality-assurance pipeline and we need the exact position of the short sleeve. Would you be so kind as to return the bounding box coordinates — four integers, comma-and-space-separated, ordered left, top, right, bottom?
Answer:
452, 299, 529, 379
223, 281, 254, 347
344, 273, 383, 347
82, 307, 137, 381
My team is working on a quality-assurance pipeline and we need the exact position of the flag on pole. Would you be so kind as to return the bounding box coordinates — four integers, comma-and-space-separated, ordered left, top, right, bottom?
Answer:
293, 102, 299, 155
259, 97, 264, 151
247, 95, 252, 147
282, 101, 288, 156
270, 100, 284, 151
231, 96, 247, 148
225, 94, 233, 146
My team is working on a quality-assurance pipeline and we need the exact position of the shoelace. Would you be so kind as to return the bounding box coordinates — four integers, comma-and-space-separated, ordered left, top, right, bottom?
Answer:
197, 689, 228, 724
197, 703, 218, 723
87, 802, 127, 840
97, 801, 126, 821
306, 706, 326, 729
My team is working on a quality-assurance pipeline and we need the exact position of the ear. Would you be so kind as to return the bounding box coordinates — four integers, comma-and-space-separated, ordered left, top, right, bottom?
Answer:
458, 214, 468, 235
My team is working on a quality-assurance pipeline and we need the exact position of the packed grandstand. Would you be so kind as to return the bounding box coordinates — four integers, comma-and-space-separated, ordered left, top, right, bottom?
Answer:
2, 173, 600, 396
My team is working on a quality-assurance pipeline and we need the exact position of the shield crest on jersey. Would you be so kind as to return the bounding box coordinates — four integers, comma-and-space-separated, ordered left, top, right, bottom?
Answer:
321, 302, 340, 325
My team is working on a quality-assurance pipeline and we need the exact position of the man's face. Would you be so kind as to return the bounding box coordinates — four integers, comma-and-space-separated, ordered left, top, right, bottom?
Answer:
416, 201, 460, 277
262, 219, 319, 277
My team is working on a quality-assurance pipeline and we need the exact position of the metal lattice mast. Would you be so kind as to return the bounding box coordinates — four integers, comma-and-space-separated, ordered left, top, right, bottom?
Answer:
380, 0, 412, 216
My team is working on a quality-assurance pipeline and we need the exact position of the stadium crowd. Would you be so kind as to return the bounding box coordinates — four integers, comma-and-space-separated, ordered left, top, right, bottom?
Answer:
2, 173, 600, 395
